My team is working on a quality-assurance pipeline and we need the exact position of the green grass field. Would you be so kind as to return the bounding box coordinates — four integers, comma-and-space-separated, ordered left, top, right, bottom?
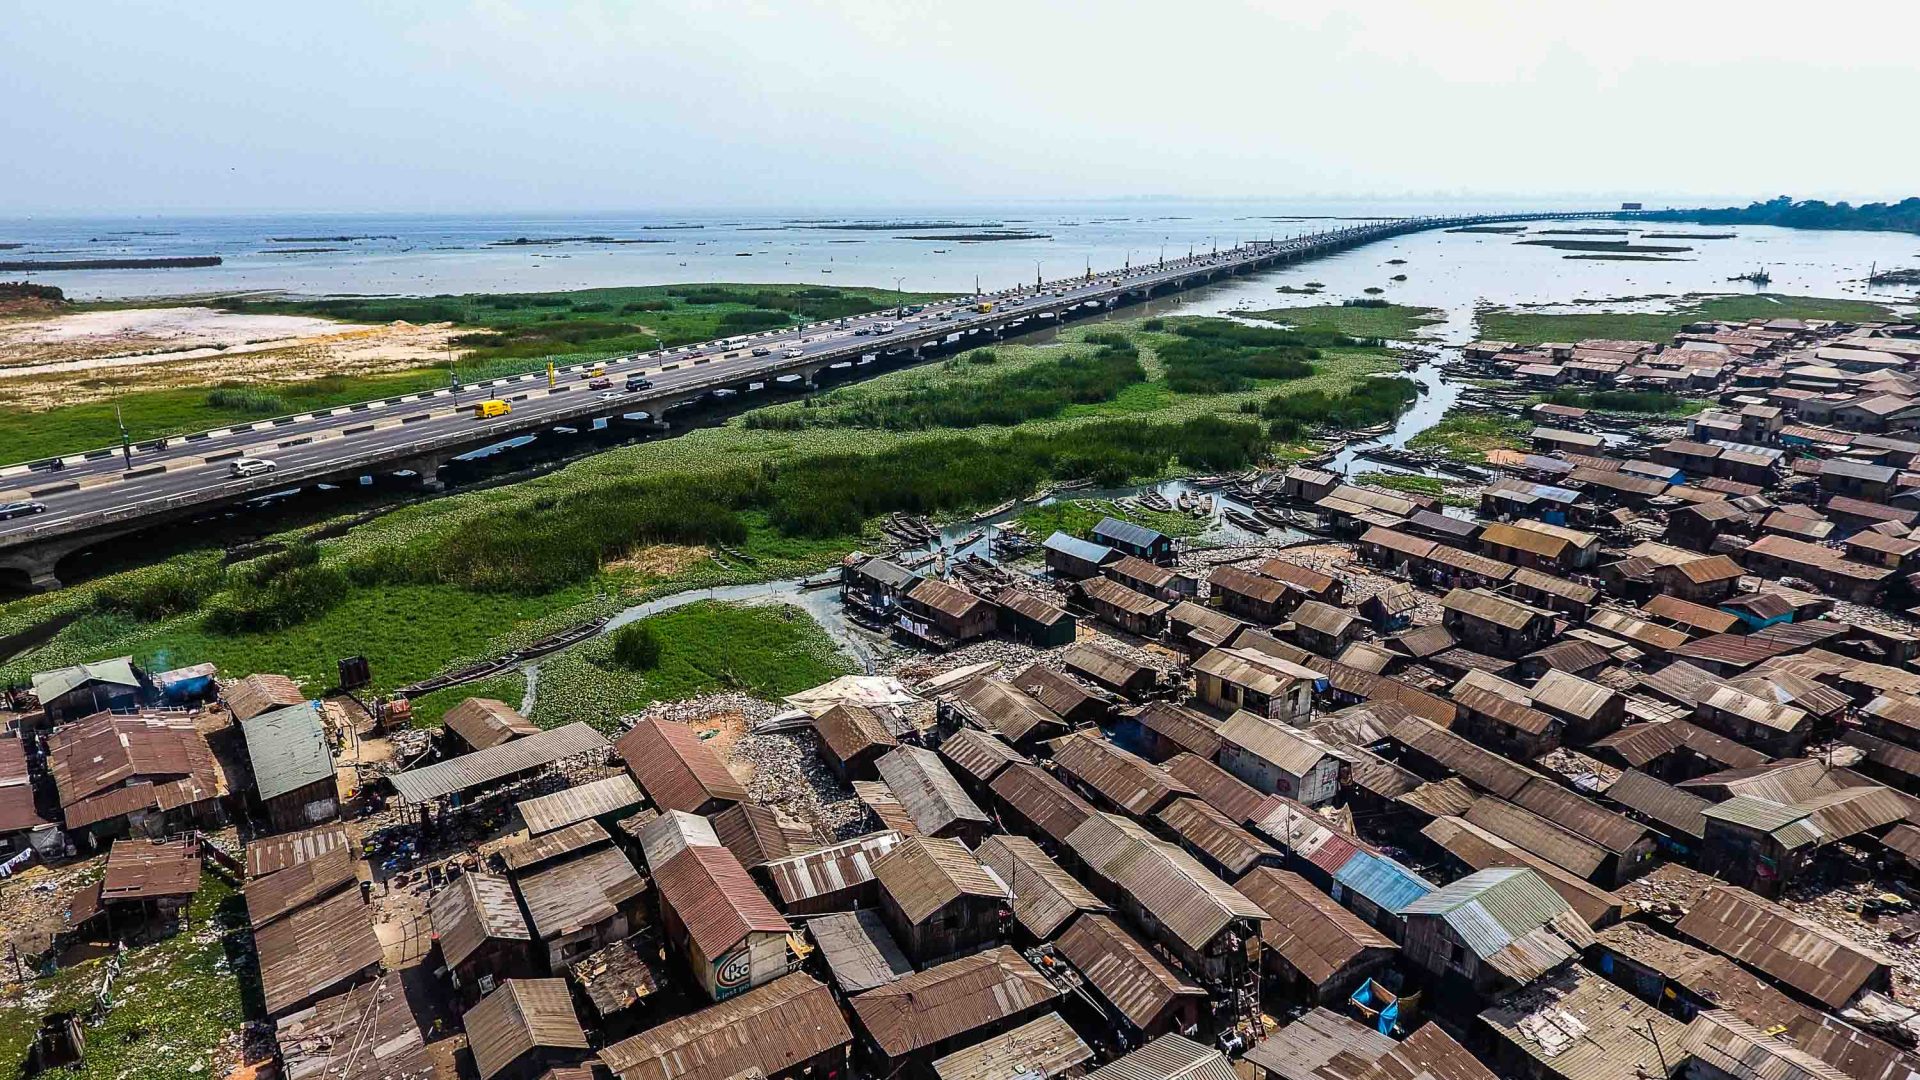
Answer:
530, 601, 855, 730
0, 874, 249, 1080
1406, 411, 1533, 464
1476, 293, 1899, 345
1241, 303, 1444, 339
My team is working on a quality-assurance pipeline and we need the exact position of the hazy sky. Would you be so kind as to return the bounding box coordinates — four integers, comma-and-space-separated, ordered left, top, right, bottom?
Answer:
6, 0, 1917, 214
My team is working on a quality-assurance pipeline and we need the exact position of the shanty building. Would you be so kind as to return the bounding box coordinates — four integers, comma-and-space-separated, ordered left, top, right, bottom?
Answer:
1168, 601, 1250, 657
930, 1014, 1091, 1080
992, 589, 1077, 647
1234, 867, 1395, 1005
47, 710, 222, 843
255, 885, 384, 1018
1284, 601, 1360, 659
1398, 867, 1595, 995
1602, 771, 1712, 852
1479, 965, 1688, 1080
274, 973, 434, 1080
1054, 912, 1207, 1040
655, 842, 793, 1001
1684, 1011, 1856, 1080
814, 703, 899, 781
1742, 534, 1893, 603
515, 773, 645, 837
1479, 522, 1594, 574
762, 830, 904, 915
1216, 711, 1340, 806
1075, 576, 1170, 637
0, 734, 52, 856
242, 702, 339, 833
1050, 731, 1195, 817
712, 801, 820, 871
1062, 642, 1157, 700
1191, 647, 1317, 723
225, 673, 307, 724
462, 978, 590, 1080
95, 838, 200, 933
599, 971, 853, 1080
899, 578, 998, 648
843, 555, 925, 620
1529, 668, 1625, 743
1697, 797, 1823, 898
1439, 588, 1555, 658
1258, 557, 1344, 606
1104, 554, 1196, 602
1156, 797, 1282, 880
443, 697, 541, 754
387, 722, 609, 811
975, 834, 1107, 941
989, 762, 1097, 850
873, 835, 1009, 965
1677, 884, 1893, 1009
1065, 811, 1266, 989
1694, 684, 1813, 757
1208, 565, 1296, 624
1093, 517, 1174, 564
1043, 532, 1120, 581
1455, 680, 1564, 759
876, 745, 992, 844
1588, 921, 1815, 1035
811, 908, 914, 996
1651, 554, 1745, 604
32, 657, 145, 725
511, 831, 650, 969
616, 718, 749, 816
847, 946, 1060, 1076
1507, 777, 1656, 887
430, 872, 534, 1004
998, 668, 1105, 726
1119, 702, 1225, 764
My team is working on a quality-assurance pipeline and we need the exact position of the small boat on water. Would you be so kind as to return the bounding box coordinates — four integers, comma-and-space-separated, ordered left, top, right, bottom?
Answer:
1177, 491, 1195, 513
973, 499, 1016, 522
1224, 509, 1268, 533
1138, 490, 1173, 512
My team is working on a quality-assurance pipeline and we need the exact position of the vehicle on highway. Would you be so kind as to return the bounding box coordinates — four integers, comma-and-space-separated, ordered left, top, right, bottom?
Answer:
229, 458, 278, 478
853, 327, 871, 336
752, 346, 772, 356
588, 376, 611, 389
975, 302, 994, 312
0, 500, 46, 519
598, 390, 622, 401
872, 324, 893, 335
626, 376, 654, 391
581, 367, 606, 380
782, 348, 804, 358
473, 399, 511, 419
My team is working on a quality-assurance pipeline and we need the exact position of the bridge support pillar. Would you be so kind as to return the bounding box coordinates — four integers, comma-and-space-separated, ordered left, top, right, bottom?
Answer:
395, 453, 450, 491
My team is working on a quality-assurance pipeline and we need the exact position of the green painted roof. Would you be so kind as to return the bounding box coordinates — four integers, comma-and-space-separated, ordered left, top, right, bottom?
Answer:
243, 701, 333, 802
31, 657, 140, 703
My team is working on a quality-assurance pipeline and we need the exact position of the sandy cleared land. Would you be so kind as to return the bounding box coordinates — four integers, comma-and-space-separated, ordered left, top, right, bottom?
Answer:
0, 306, 464, 409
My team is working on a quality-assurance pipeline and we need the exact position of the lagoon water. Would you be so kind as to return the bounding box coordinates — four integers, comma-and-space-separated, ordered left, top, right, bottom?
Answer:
5, 202, 1917, 324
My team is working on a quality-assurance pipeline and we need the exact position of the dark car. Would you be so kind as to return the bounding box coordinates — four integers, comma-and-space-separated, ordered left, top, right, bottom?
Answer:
0, 501, 47, 520
625, 376, 654, 391
588, 376, 611, 389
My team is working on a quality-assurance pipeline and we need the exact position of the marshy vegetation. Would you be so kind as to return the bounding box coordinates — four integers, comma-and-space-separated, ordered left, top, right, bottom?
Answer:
1260, 376, 1418, 440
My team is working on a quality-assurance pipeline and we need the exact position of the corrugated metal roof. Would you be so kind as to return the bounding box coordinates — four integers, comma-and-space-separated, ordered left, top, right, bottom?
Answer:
602, 972, 852, 1080
101, 838, 200, 901
1465, 799, 1608, 879
615, 719, 749, 813
1066, 812, 1267, 951
1051, 731, 1193, 816
1702, 684, 1811, 733
276, 972, 432, 1080
1389, 717, 1536, 798
516, 774, 643, 836
809, 908, 914, 994
1798, 785, 1910, 841
32, 656, 140, 703
391, 722, 609, 804
1454, 684, 1558, 736
1243, 1008, 1395, 1080
1218, 711, 1335, 776
938, 727, 1023, 783
1164, 752, 1272, 824
1480, 966, 1687, 1080
1062, 643, 1152, 692
710, 801, 820, 869
430, 872, 529, 969
1236, 867, 1395, 986
849, 945, 1059, 1059
873, 835, 1007, 924
1332, 852, 1436, 913
990, 763, 1096, 847
931, 1012, 1092, 1080
636, 809, 718, 869
465, 978, 589, 1080
1401, 867, 1594, 978
763, 830, 903, 907
1442, 588, 1548, 631
1129, 703, 1224, 760
1093, 516, 1168, 551
515, 842, 648, 941
1603, 771, 1710, 839
876, 745, 990, 837
814, 703, 899, 764
1510, 778, 1648, 855
1419, 817, 1623, 929
957, 678, 1067, 743
246, 821, 351, 880
1157, 796, 1280, 877
976, 834, 1106, 939
245, 842, 356, 928
1589, 716, 1764, 768
653, 844, 789, 958
1703, 794, 1816, 837
1079, 576, 1171, 618
226, 673, 307, 724
443, 697, 540, 750
255, 885, 383, 1016
1678, 885, 1892, 1008
1057, 913, 1205, 1029
1086, 1034, 1236, 1080
1684, 1011, 1853, 1080
1044, 531, 1118, 565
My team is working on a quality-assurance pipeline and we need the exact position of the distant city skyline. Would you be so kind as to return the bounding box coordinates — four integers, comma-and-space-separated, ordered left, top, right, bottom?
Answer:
5, 0, 1916, 215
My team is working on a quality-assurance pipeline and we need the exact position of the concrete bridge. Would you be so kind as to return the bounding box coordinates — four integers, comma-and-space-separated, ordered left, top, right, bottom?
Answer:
0, 208, 1640, 589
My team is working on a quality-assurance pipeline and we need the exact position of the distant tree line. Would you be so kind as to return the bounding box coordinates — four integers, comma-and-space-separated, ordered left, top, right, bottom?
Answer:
1648, 196, 1920, 235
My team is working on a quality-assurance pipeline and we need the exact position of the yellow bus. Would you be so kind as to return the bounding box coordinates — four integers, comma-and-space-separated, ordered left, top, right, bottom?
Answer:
473, 399, 511, 419
975, 301, 994, 313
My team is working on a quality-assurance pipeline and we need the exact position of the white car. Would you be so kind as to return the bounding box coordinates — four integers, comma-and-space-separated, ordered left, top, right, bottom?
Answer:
230, 458, 277, 478
783, 348, 804, 359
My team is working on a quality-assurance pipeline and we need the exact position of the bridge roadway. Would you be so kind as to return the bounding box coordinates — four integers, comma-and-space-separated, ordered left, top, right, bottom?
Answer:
0, 208, 1634, 587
